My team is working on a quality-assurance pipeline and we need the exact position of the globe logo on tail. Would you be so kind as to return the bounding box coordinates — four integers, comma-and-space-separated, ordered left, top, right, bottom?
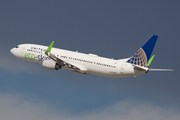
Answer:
127, 48, 147, 67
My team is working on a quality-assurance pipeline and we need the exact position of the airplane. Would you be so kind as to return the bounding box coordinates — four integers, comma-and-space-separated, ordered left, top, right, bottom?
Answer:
10, 35, 173, 77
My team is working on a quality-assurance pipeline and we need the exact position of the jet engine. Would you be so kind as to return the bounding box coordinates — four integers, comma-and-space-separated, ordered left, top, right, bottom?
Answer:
42, 60, 61, 70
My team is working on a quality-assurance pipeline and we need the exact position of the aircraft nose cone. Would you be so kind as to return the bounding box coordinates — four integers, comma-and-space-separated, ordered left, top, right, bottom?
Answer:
10, 48, 15, 55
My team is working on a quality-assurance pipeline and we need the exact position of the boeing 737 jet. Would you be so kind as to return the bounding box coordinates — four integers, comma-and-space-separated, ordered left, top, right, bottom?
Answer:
10, 35, 173, 77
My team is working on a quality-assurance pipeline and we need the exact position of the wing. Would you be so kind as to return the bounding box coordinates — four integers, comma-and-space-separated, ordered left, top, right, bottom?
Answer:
45, 41, 88, 74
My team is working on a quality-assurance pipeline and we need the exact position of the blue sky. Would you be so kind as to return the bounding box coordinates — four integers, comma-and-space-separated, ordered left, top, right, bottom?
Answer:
0, 0, 179, 120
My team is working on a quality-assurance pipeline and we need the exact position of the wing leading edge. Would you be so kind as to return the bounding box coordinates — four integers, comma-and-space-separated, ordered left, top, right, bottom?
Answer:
45, 41, 88, 74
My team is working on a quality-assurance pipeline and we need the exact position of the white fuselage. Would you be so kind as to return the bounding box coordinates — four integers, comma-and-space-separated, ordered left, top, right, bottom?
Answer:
10, 44, 147, 77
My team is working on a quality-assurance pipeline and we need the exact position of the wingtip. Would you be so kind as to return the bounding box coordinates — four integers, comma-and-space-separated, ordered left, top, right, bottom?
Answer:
46, 41, 55, 53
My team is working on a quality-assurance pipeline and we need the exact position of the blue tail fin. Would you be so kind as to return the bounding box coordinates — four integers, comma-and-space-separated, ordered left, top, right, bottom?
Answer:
127, 35, 158, 67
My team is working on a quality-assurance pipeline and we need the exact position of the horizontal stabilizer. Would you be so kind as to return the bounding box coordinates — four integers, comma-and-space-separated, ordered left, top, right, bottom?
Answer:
149, 69, 174, 71
133, 64, 149, 71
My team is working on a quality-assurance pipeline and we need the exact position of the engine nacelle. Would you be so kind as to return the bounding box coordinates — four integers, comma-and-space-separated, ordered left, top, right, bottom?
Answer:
42, 60, 61, 70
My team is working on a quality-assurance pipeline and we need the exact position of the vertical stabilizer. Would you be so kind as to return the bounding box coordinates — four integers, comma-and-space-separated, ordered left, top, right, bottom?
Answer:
127, 35, 158, 67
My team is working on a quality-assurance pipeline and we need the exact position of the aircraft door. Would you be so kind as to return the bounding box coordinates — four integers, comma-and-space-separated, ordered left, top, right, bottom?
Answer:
120, 64, 126, 74
21, 47, 26, 54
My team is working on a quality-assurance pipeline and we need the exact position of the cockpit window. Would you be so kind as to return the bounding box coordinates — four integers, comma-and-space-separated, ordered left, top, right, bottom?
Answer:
16, 46, 19, 48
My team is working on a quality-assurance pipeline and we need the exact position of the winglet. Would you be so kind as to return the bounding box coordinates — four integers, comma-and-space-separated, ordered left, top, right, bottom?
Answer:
147, 55, 155, 67
46, 41, 54, 53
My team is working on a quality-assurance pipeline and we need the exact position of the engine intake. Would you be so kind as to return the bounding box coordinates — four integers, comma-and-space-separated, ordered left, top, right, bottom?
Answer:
42, 60, 61, 70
